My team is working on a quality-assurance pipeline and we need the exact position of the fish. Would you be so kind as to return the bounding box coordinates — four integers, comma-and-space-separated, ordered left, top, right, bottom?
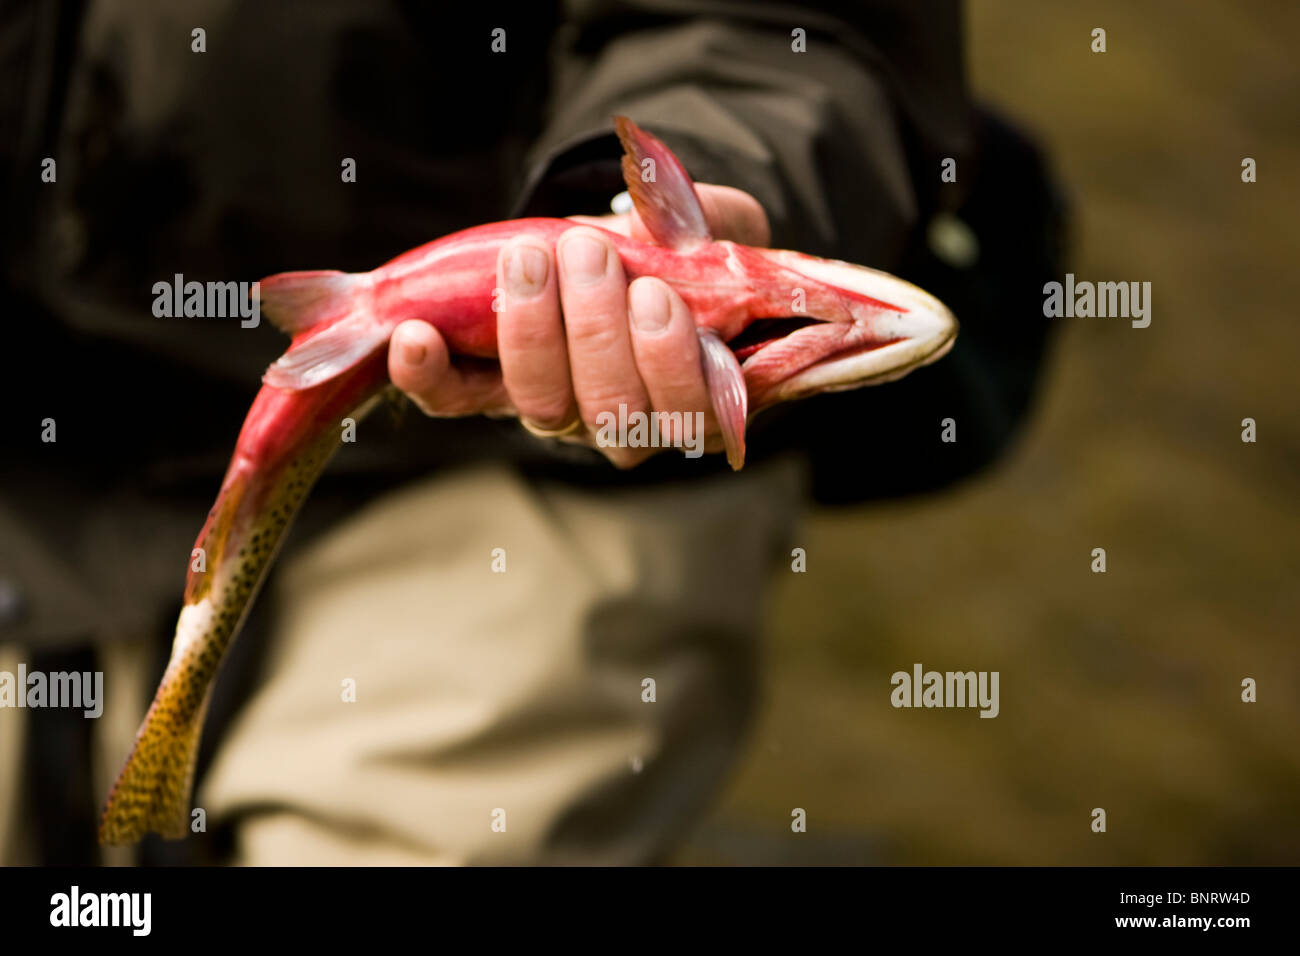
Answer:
98, 116, 957, 844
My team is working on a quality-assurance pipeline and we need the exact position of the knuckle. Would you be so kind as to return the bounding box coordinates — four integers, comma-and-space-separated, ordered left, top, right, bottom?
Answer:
564, 308, 627, 351
501, 307, 562, 353
579, 383, 642, 418
517, 392, 574, 428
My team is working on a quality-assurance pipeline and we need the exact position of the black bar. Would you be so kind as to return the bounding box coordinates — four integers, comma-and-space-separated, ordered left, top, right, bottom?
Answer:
1, 866, 1290, 942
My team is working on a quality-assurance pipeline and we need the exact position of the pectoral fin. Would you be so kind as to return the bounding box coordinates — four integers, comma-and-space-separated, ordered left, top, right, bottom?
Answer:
698, 328, 748, 470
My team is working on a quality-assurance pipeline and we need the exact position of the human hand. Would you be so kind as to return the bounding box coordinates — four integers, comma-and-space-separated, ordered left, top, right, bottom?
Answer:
388, 183, 768, 468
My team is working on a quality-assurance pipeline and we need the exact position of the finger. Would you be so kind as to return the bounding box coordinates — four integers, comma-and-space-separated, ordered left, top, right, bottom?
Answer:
626, 277, 714, 451
389, 320, 507, 416
697, 184, 770, 246
556, 226, 650, 466
496, 238, 578, 429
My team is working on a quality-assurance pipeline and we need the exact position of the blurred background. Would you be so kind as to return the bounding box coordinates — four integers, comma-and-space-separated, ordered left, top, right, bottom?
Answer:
680, 0, 1300, 864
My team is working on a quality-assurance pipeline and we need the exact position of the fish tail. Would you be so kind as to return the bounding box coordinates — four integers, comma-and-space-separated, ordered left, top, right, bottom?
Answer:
99, 465, 282, 845
101, 474, 253, 844
100, 366, 391, 845
99, 673, 213, 844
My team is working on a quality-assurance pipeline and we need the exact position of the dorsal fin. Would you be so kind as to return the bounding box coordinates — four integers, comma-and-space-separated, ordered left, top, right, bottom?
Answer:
614, 116, 711, 252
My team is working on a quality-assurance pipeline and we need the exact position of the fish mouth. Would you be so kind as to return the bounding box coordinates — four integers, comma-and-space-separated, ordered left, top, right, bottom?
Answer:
726, 317, 821, 361
734, 250, 958, 410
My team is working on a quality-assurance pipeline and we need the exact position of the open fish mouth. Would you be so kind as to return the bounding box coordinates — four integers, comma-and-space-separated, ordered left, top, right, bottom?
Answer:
731, 251, 958, 410
727, 316, 821, 360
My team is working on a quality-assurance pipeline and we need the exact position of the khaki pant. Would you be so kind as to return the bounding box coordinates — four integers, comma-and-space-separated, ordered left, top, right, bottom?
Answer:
200, 460, 804, 865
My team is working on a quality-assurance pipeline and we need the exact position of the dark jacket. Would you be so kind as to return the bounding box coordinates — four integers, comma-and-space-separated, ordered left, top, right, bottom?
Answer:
0, 2, 1059, 861
0, 0, 1006, 642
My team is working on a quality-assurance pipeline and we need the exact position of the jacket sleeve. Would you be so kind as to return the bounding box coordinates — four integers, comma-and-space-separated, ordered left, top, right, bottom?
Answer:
516, 0, 969, 264
511, 1, 1056, 504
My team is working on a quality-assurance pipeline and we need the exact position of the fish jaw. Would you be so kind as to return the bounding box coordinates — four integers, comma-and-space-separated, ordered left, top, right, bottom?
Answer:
718, 245, 958, 411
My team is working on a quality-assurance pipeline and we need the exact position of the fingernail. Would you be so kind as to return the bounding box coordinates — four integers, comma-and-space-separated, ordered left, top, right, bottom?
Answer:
505, 244, 547, 296
560, 235, 608, 284
402, 341, 426, 366
629, 280, 670, 332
